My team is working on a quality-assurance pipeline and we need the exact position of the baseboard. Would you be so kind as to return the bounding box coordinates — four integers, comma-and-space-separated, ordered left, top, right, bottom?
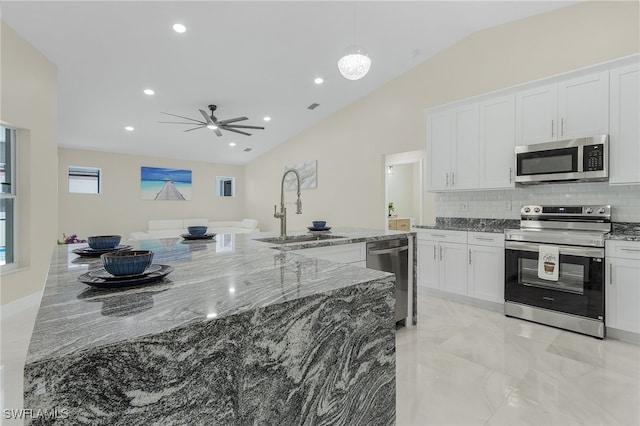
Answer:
606, 327, 640, 345
0, 291, 42, 319
419, 287, 504, 313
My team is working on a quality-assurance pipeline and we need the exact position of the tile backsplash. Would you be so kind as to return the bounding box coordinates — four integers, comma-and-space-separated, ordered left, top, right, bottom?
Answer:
435, 183, 640, 222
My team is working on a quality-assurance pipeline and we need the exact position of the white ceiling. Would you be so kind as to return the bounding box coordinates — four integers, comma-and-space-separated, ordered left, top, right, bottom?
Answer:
2, 1, 576, 165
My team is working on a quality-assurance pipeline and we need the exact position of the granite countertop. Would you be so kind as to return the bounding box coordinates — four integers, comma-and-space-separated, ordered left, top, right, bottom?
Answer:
607, 222, 640, 241
27, 227, 413, 366
414, 218, 519, 233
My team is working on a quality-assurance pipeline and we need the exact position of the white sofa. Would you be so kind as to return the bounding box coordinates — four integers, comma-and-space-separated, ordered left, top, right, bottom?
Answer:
129, 218, 259, 240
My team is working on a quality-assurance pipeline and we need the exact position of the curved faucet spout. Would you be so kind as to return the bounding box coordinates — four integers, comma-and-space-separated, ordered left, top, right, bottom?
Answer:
274, 169, 303, 236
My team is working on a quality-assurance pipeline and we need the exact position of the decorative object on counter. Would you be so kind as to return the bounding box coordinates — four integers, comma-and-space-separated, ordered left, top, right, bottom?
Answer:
307, 226, 332, 232
308, 220, 331, 231
77, 264, 173, 289
57, 233, 87, 245
388, 202, 395, 217
187, 226, 208, 236
87, 235, 122, 250
180, 232, 216, 240
72, 245, 133, 257
312, 221, 326, 228
101, 250, 154, 276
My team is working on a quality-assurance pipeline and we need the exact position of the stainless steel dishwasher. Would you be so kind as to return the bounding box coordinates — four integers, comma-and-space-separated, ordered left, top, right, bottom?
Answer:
366, 237, 408, 323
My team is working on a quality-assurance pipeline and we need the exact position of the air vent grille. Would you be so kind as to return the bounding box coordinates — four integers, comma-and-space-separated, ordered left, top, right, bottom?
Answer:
244, 148, 252, 152
307, 103, 320, 110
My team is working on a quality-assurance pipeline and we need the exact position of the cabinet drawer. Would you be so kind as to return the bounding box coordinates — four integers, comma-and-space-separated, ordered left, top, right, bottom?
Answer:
388, 220, 397, 230
397, 220, 410, 231
416, 229, 467, 244
468, 232, 505, 247
607, 240, 640, 260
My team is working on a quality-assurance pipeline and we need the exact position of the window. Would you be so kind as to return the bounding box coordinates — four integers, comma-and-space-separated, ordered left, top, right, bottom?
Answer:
1, 125, 16, 266
215, 176, 235, 197
68, 166, 101, 194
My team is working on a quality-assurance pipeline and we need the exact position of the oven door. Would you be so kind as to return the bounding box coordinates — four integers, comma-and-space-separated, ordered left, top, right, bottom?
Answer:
505, 241, 604, 320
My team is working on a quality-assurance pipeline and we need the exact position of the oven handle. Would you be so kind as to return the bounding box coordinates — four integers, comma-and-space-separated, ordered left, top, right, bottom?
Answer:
505, 241, 604, 258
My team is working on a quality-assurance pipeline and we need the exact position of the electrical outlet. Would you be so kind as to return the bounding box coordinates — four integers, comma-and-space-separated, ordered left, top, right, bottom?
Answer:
505, 200, 512, 211
459, 202, 469, 212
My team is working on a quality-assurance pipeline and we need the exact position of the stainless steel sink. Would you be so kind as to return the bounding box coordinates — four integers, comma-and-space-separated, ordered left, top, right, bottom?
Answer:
255, 234, 346, 245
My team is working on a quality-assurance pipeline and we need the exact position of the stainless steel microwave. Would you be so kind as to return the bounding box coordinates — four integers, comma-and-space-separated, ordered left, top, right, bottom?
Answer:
515, 135, 608, 185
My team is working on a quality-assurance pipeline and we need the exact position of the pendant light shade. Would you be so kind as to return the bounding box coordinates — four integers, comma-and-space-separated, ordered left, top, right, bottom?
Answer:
338, 45, 371, 81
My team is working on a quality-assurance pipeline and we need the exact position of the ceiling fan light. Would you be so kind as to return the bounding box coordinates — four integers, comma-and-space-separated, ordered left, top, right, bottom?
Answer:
338, 46, 371, 81
207, 124, 218, 130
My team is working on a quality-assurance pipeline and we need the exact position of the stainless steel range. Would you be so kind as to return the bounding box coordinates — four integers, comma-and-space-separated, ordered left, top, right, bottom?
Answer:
504, 204, 611, 338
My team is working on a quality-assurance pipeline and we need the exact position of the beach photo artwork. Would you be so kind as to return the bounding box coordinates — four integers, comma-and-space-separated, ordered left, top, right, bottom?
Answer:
141, 167, 192, 200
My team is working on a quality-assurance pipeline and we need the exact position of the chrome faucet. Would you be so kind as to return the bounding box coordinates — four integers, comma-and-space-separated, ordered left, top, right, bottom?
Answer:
274, 169, 302, 237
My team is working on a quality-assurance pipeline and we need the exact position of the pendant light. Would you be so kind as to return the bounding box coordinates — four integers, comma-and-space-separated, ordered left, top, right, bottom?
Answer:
338, 3, 371, 80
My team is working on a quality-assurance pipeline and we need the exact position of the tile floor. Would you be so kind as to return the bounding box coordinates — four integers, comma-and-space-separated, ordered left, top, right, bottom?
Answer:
1, 293, 639, 425
397, 293, 640, 425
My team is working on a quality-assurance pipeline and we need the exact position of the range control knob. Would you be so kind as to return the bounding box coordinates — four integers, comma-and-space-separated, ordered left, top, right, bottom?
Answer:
534, 207, 541, 213
598, 207, 606, 214
585, 208, 593, 214
524, 207, 531, 213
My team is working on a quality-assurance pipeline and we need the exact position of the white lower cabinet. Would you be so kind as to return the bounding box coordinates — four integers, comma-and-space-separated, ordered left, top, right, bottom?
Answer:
606, 240, 640, 334
418, 230, 505, 304
468, 232, 505, 303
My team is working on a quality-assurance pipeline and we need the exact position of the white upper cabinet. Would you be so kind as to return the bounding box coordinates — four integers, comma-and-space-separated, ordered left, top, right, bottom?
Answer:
516, 71, 609, 145
427, 103, 478, 191
515, 83, 558, 145
427, 110, 452, 191
609, 63, 640, 185
478, 94, 516, 189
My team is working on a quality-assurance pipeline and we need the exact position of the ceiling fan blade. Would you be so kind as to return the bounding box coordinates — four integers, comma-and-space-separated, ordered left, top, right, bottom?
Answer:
184, 125, 208, 132
223, 124, 265, 130
160, 112, 203, 122
158, 121, 206, 125
218, 117, 248, 125
223, 127, 252, 136
214, 129, 223, 137
199, 109, 216, 126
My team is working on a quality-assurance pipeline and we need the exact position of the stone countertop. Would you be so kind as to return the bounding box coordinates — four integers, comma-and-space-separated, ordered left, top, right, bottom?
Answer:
27, 227, 413, 366
607, 222, 640, 241
414, 218, 519, 233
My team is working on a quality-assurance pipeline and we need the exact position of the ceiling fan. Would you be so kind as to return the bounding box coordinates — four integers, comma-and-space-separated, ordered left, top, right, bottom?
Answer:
159, 104, 264, 137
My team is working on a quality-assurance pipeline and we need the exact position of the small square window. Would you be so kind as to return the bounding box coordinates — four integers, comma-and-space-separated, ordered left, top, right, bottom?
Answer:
68, 166, 101, 194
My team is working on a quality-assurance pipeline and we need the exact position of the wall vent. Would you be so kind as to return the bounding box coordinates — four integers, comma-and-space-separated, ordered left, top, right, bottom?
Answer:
243, 148, 252, 152
307, 103, 320, 110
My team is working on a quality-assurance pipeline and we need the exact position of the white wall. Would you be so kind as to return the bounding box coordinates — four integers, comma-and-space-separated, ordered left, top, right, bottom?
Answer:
58, 148, 246, 240
244, 1, 639, 232
0, 21, 58, 305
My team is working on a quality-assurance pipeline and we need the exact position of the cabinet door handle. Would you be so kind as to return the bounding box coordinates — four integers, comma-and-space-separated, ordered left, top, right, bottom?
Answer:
621, 248, 640, 252
439, 246, 443, 261
469, 249, 472, 265
609, 263, 613, 284
452, 172, 455, 187
551, 119, 554, 137
474, 236, 495, 241
561, 118, 564, 137
446, 173, 449, 187
430, 234, 446, 238
433, 245, 436, 260
509, 167, 512, 183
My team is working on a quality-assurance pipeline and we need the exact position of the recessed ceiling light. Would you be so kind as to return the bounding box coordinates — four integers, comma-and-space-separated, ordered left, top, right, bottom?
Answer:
173, 23, 186, 33
314, 77, 324, 85
125, 126, 134, 131
263, 116, 271, 122
143, 89, 155, 95
229, 142, 236, 147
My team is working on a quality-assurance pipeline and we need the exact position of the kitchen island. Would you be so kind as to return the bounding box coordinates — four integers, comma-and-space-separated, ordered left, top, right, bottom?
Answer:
24, 228, 412, 425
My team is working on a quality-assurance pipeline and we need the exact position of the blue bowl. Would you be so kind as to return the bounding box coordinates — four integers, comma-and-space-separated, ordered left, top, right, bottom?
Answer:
101, 250, 154, 276
188, 226, 208, 236
88, 235, 121, 250
312, 221, 326, 229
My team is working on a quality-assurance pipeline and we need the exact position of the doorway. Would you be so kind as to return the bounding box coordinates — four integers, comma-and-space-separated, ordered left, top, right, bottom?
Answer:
384, 150, 426, 229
